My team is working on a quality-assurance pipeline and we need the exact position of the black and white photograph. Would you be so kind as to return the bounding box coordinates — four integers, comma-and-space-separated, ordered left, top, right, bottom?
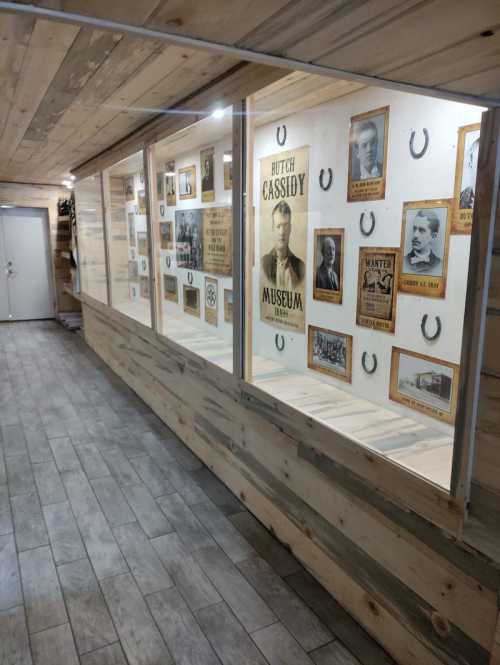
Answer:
313, 228, 344, 304
399, 199, 451, 298
390, 347, 459, 424
175, 209, 203, 270
452, 123, 480, 234
201, 146, 215, 202
348, 106, 389, 202
179, 165, 196, 200
308, 325, 352, 383
166, 160, 176, 206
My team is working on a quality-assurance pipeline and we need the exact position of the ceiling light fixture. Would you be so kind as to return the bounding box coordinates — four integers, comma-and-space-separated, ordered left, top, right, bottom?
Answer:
223, 153, 233, 163
211, 108, 225, 120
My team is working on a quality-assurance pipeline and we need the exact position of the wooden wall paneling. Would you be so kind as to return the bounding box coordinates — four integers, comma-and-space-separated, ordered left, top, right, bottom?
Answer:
0, 18, 80, 180
80, 298, 500, 665
0, 181, 79, 312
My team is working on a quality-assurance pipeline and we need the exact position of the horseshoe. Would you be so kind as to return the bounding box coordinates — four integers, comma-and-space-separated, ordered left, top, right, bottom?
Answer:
166, 256, 171, 268
421, 314, 441, 341
362, 352, 377, 374
409, 128, 429, 159
360, 211, 376, 236
319, 168, 333, 191
276, 125, 287, 146
275, 334, 285, 352
187, 271, 193, 285
160, 204, 165, 216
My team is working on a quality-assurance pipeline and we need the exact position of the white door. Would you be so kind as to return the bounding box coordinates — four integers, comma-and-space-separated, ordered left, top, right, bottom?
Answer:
0, 208, 55, 321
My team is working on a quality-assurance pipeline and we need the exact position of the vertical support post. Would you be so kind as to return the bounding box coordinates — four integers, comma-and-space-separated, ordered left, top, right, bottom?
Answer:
452, 108, 500, 508
245, 95, 255, 382
100, 170, 113, 308
233, 99, 245, 379
143, 145, 158, 332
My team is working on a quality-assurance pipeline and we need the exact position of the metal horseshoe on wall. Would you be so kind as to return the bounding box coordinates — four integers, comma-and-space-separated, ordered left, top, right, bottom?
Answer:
160, 204, 165, 216
276, 125, 287, 146
360, 211, 376, 236
362, 352, 377, 374
166, 256, 171, 268
409, 128, 429, 159
421, 314, 441, 341
319, 168, 333, 191
275, 334, 285, 352
187, 271, 193, 285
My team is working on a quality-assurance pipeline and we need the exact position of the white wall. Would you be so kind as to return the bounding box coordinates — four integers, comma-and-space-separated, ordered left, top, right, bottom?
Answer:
252, 86, 483, 432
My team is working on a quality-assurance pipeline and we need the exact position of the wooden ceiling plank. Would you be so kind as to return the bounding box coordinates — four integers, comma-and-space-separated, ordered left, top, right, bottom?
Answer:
0, 14, 35, 137
145, 0, 289, 45
313, 0, 500, 80
443, 67, 500, 97
23, 26, 123, 143
15, 0, 164, 25
0, 18, 79, 180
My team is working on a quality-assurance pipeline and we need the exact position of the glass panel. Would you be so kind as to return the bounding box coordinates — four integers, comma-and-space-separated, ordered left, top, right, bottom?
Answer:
104, 151, 152, 327
74, 174, 108, 304
152, 105, 233, 372
245, 74, 484, 490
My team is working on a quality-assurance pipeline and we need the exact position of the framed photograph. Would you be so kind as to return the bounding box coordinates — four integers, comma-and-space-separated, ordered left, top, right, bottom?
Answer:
137, 232, 148, 257
139, 276, 150, 299
313, 228, 344, 304
128, 260, 138, 280
157, 173, 164, 200
128, 213, 136, 248
348, 105, 389, 202
163, 274, 178, 303
399, 199, 451, 298
224, 150, 233, 190
166, 160, 176, 206
124, 177, 135, 202
389, 347, 459, 425
159, 221, 173, 250
224, 289, 233, 323
205, 276, 218, 326
201, 146, 215, 202
175, 209, 203, 270
308, 325, 352, 384
183, 284, 200, 317
179, 165, 196, 200
138, 190, 147, 215
452, 123, 480, 234
356, 246, 399, 333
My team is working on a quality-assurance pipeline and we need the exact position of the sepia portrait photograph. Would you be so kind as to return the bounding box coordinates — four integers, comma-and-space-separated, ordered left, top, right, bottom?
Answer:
390, 347, 459, 424
179, 165, 196, 200
138, 190, 147, 215
224, 150, 233, 190
201, 147, 215, 202
452, 123, 480, 234
175, 209, 203, 270
313, 228, 344, 305
399, 199, 451, 298
137, 232, 148, 257
157, 173, 164, 200
348, 106, 389, 202
163, 274, 178, 303
357, 246, 399, 333
160, 221, 173, 250
128, 212, 136, 248
124, 176, 135, 202
139, 275, 150, 299
308, 325, 352, 383
183, 284, 200, 317
205, 276, 218, 326
166, 160, 176, 206
224, 289, 233, 323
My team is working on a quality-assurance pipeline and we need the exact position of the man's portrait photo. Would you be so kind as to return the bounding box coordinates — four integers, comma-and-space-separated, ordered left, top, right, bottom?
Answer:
459, 129, 480, 210
399, 200, 451, 298
452, 123, 480, 234
179, 165, 196, 200
348, 106, 389, 202
313, 228, 344, 304
261, 200, 305, 289
201, 147, 215, 202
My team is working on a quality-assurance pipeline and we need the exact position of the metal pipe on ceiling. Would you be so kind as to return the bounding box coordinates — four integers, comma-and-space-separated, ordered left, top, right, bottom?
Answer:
0, 0, 497, 108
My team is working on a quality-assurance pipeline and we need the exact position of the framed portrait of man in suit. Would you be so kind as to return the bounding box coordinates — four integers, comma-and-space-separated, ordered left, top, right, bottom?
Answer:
201, 146, 215, 203
313, 228, 344, 304
452, 123, 480, 234
399, 199, 451, 298
348, 106, 389, 202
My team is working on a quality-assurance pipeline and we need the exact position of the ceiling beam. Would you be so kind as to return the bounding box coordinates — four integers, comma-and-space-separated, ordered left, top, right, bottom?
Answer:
0, 1, 498, 108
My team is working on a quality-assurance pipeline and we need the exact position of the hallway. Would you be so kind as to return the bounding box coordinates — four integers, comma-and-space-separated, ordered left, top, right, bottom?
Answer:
0, 321, 394, 665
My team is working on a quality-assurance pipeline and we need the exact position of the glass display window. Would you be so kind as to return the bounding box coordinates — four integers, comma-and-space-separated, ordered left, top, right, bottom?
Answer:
244, 73, 485, 490
151, 106, 234, 372
103, 151, 152, 327
74, 174, 108, 304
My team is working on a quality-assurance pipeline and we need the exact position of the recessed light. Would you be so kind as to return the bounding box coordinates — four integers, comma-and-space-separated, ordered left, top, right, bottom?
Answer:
0, 204, 14, 209
211, 108, 225, 120
223, 153, 233, 163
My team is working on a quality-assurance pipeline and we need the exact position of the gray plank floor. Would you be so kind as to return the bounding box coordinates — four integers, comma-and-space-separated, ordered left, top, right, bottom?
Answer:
0, 320, 396, 665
